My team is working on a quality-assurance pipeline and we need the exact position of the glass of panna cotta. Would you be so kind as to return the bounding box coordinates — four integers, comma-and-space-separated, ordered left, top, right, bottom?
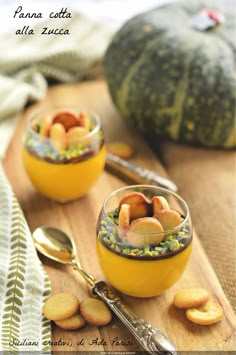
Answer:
22, 106, 106, 202
96, 185, 192, 297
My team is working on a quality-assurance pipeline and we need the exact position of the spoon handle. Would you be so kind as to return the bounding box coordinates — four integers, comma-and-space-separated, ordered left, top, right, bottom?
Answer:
106, 152, 177, 192
93, 281, 177, 355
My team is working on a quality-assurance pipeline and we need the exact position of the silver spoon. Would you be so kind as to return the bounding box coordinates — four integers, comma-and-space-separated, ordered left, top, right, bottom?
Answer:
33, 226, 177, 355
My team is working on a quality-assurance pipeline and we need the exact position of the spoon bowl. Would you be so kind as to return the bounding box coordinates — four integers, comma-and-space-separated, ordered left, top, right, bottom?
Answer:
33, 226, 96, 286
33, 226, 76, 264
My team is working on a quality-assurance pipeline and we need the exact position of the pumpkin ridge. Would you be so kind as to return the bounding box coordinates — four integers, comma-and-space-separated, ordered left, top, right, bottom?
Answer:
116, 34, 165, 117
167, 37, 200, 140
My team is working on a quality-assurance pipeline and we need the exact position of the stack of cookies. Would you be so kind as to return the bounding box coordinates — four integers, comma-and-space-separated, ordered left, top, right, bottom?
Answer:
43, 292, 112, 330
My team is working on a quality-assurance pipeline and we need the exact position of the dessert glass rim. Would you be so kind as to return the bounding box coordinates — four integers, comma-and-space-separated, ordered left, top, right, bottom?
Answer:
26, 105, 102, 139
102, 184, 190, 236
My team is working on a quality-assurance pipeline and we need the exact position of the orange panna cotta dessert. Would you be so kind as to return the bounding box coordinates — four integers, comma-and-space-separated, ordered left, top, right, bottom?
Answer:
97, 187, 192, 297
22, 108, 106, 201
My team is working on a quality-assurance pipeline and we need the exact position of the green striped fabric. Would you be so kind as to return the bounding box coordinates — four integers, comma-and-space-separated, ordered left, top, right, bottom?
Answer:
0, 163, 51, 352
0, 13, 113, 158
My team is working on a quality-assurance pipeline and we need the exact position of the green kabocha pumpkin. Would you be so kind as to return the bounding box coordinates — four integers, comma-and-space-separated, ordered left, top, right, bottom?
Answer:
104, 0, 236, 148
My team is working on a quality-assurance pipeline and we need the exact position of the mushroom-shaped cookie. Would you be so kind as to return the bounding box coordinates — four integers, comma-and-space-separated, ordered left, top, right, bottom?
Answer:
152, 196, 169, 214
119, 192, 150, 220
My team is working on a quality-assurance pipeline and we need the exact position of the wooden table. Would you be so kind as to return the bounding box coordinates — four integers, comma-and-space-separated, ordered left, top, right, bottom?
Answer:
3, 80, 236, 353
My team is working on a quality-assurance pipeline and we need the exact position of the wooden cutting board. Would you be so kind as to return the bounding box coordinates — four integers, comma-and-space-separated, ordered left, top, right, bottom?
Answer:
3, 80, 236, 353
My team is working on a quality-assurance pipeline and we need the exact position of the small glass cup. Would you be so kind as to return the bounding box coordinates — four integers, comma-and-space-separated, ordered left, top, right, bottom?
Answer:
22, 106, 106, 202
96, 185, 192, 297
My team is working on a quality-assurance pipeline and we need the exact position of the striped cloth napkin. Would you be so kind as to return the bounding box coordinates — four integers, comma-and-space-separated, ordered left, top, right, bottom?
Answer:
0, 163, 51, 352
0, 12, 113, 352
0, 13, 113, 159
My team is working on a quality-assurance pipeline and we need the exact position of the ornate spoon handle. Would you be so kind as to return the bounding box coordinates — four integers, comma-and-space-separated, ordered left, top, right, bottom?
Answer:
106, 152, 177, 192
93, 281, 177, 355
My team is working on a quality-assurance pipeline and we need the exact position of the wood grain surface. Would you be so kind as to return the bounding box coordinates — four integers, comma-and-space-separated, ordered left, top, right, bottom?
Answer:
3, 80, 236, 353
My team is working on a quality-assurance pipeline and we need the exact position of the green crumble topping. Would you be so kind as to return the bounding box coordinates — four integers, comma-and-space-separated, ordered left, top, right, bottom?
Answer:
24, 127, 104, 164
98, 208, 191, 257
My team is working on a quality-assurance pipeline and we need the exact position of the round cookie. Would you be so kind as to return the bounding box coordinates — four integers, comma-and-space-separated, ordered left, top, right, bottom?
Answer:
127, 217, 164, 248
107, 142, 134, 159
43, 293, 80, 321
173, 288, 209, 309
80, 298, 112, 326
154, 209, 182, 231
186, 301, 223, 325
55, 313, 85, 330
